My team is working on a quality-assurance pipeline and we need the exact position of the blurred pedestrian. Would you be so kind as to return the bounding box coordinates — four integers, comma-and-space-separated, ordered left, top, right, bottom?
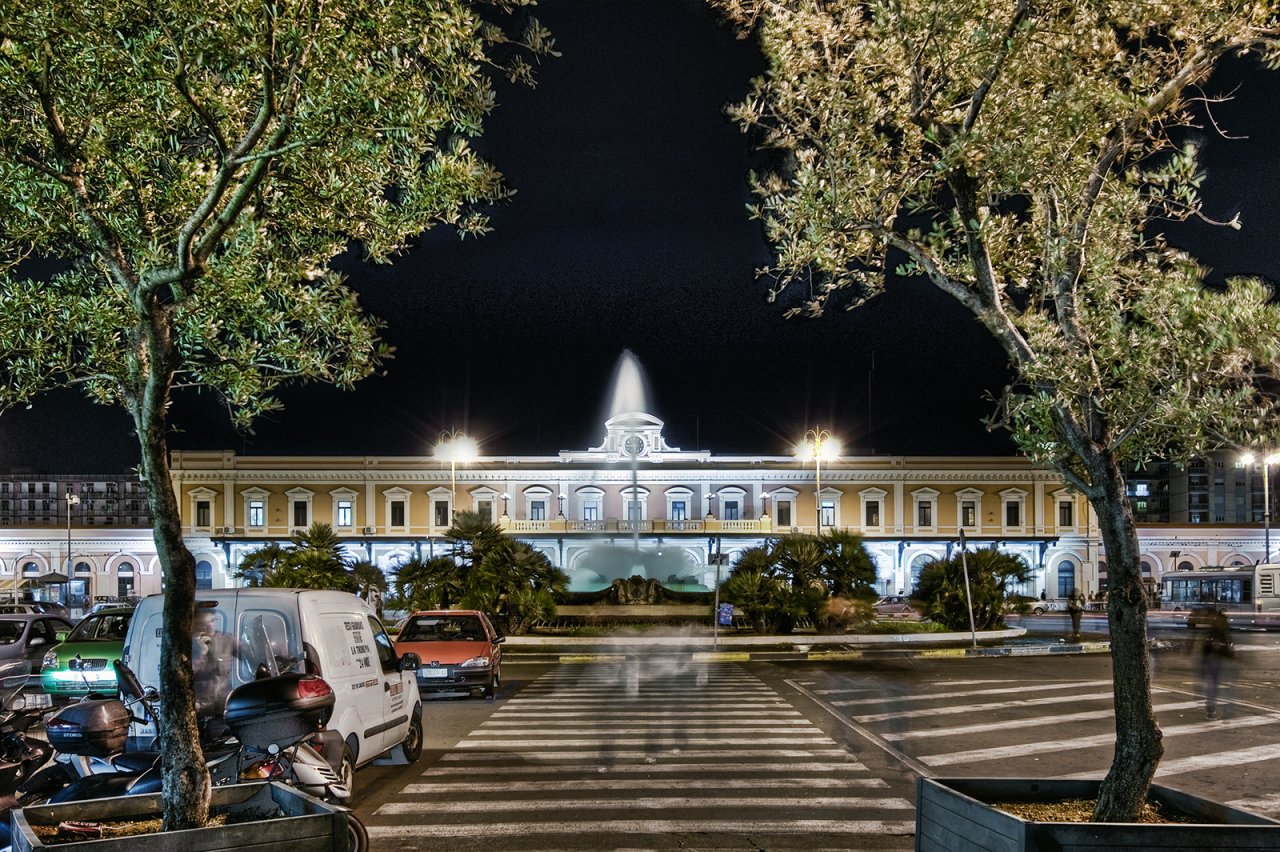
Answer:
1067, 587, 1085, 641
1202, 607, 1234, 720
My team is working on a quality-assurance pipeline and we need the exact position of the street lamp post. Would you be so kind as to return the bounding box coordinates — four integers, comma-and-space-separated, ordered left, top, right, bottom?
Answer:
1243, 451, 1280, 563
797, 429, 841, 533
434, 431, 478, 518
65, 488, 79, 609
501, 492, 510, 518
557, 493, 566, 518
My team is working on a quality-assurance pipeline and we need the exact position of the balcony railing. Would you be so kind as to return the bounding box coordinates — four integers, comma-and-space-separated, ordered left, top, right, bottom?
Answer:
500, 518, 774, 535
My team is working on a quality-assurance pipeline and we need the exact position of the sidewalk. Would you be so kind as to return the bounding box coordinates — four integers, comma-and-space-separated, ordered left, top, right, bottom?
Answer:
501, 627, 1113, 663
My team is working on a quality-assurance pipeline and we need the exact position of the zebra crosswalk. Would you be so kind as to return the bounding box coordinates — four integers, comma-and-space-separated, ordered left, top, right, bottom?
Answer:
365, 663, 917, 850
795, 668, 1280, 819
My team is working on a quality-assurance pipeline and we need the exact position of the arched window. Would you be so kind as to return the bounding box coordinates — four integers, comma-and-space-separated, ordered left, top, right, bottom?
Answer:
73, 561, 91, 575
1057, 561, 1076, 598
908, 554, 933, 593
195, 560, 213, 590
21, 561, 38, 576
117, 561, 135, 599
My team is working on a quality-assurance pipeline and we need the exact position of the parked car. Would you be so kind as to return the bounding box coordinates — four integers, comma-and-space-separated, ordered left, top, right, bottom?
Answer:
123, 589, 422, 799
39, 606, 135, 701
0, 614, 73, 710
0, 602, 70, 618
873, 596, 921, 618
394, 610, 504, 699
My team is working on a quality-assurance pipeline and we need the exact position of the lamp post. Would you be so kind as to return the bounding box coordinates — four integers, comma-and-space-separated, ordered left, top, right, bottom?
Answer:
1243, 451, 1280, 563
796, 429, 841, 533
557, 492, 566, 518
501, 492, 510, 518
434, 431, 478, 518
64, 489, 79, 607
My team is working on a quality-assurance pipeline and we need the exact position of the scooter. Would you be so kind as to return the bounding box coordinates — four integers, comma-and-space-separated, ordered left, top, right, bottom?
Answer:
26, 660, 367, 851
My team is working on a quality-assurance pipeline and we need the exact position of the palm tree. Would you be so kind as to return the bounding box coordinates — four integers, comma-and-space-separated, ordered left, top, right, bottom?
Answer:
393, 555, 465, 611
235, 543, 291, 587
467, 538, 568, 634
914, 548, 1033, 631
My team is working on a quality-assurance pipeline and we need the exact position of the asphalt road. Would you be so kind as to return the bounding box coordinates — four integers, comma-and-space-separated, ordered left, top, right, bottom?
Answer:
351, 631, 1280, 850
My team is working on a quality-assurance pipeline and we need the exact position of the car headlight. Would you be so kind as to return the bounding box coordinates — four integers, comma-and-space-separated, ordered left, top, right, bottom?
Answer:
458, 656, 492, 669
41, 651, 59, 670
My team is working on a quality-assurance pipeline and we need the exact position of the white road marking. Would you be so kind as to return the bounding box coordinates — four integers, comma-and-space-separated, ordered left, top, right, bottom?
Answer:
456, 735, 838, 748
926, 712, 1280, 767
365, 820, 918, 839
835, 679, 1113, 706
375, 796, 913, 815
437, 751, 858, 763
397, 777, 889, 793
854, 689, 1118, 722
881, 701, 1204, 741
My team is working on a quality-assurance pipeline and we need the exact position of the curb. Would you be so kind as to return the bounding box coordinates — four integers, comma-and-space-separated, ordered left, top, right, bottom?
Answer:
503, 640, 1112, 665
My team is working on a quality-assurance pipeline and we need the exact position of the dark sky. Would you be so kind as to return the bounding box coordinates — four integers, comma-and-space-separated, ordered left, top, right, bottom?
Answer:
2, 1, 1278, 475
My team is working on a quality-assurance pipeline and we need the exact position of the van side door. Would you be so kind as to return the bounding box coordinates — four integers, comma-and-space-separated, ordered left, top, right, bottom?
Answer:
367, 615, 410, 755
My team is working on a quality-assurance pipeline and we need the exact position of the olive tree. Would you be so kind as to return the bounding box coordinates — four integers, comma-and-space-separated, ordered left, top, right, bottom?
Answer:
0, 0, 553, 829
717, 0, 1280, 820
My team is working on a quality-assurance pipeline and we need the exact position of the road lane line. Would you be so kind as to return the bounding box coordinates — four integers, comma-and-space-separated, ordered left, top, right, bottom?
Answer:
834, 679, 1113, 706
456, 736, 838, 747
437, 751, 859, 763
785, 678, 935, 778
881, 701, 1204, 741
854, 689, 1118, 722
375, 795, 914, 815
397, 777, 890, 793
924, 712, 1280, 767
365, 819, 918, 839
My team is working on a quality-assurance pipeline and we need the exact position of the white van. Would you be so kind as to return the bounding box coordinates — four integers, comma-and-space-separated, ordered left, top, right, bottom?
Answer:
122, 588, 422, 799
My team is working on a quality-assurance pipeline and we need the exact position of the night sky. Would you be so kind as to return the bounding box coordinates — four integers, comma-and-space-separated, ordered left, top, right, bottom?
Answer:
2, 1, 1279, 475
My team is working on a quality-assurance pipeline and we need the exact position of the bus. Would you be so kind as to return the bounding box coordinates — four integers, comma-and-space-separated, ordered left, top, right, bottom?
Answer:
1161, 564, 1280, 614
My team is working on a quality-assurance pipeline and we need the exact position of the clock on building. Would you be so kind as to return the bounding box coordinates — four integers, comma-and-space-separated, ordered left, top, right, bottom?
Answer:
623, 434, 645, 456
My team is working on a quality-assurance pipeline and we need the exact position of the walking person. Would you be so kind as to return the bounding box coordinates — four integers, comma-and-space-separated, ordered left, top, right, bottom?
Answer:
1202, 607, 1234, 720
1067, 587, 1085, 641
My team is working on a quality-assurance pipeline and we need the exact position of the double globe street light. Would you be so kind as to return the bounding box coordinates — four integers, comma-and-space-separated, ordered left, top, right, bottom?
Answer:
796, 428, 841, 533
1242, 451, 1280, 564
434, 431, 479, 518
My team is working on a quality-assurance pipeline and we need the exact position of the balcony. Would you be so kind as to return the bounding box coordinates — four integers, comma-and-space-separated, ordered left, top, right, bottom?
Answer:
500, 518, 773, 535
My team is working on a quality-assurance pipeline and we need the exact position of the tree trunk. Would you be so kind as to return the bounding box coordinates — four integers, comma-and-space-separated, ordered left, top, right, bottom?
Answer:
1087, 447, 1163, 821
131, 306, 209, 831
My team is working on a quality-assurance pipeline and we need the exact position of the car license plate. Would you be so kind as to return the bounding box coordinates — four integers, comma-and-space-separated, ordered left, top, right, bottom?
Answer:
419, 669, 448, 679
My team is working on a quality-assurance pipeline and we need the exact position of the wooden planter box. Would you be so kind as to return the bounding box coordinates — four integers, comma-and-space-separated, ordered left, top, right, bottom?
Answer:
917, 777, 1280, 852
11, 781, 349, 851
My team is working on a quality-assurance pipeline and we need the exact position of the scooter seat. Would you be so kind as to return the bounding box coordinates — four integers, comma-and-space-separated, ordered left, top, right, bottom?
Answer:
112, 752, 157, 773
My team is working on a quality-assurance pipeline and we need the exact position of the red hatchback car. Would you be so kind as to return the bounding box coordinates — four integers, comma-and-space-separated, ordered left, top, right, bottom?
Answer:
394, 610, 504, 699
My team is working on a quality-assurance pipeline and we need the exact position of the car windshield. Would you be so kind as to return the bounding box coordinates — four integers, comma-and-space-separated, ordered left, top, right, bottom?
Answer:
66, 612, 131, 643
400, 615, 483, 642
0, 620, 24, 645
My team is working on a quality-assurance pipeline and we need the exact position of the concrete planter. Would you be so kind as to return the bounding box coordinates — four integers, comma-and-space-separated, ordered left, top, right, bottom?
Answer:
11, 781, 349, 851
917, 777, 1280, 852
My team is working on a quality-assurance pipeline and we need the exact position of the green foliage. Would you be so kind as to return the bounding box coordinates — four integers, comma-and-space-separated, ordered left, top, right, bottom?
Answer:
719, 0, 1280, 819
234, 523, 355, 592
392, 555, 466, 612
391, 515, 567, 635
913, 548, 1033, 631
0, 0, 557, 426
0, 0, 553, 830
720, 0, 1280, 472
719, 531, 878, 632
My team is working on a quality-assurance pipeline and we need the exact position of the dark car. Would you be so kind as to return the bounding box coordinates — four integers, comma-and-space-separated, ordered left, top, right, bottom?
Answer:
0, 614, 73, 672
394, 610, 504, 699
